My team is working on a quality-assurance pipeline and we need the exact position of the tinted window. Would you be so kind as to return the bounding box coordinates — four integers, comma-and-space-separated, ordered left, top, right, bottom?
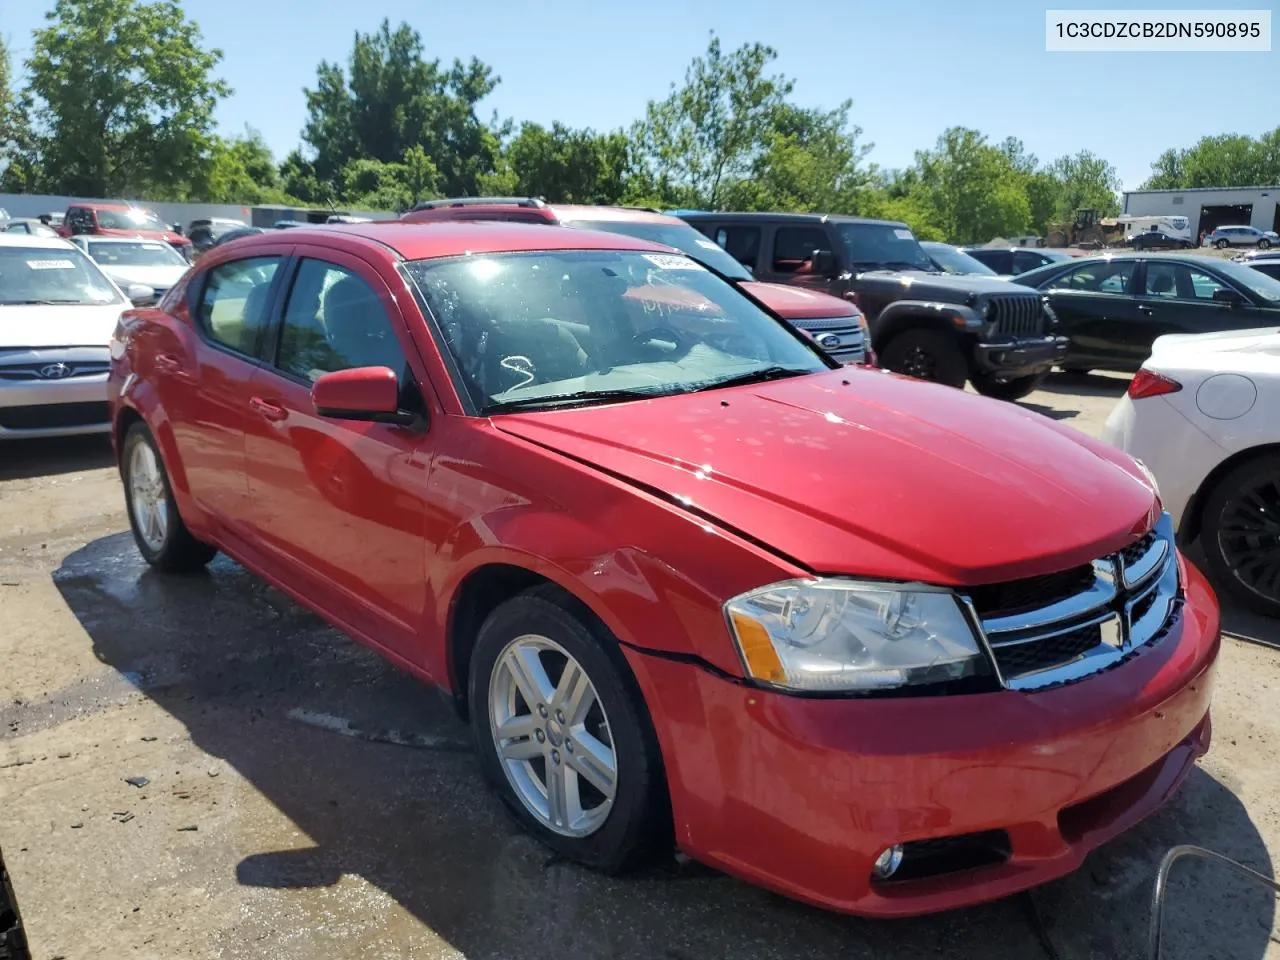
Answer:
1251, 263, 1280, 280
66, 207, 94, 234
772, 227, 831, 274
276, 260, 406, 382
835, 223, 934, 271
1013, 250, 1049, 273
1143, 263, 1230, 301
405, 250, 828, 411
196, 257, 281, 357
1048, 260, 1136, 294
970, 249, 1013, 273
714, 226, 762, 269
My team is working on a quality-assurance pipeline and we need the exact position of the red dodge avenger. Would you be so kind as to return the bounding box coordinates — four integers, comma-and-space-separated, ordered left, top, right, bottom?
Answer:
106, 221, 1219, 916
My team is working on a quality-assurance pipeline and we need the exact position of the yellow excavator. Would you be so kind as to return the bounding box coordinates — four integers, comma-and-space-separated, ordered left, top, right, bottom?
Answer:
1045, 208, 1125, 250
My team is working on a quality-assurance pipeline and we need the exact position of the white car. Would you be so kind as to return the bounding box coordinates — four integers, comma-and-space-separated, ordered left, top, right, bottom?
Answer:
0, 235, 145, 440
1103, 326, 1280, 617
68, 234, 190, 304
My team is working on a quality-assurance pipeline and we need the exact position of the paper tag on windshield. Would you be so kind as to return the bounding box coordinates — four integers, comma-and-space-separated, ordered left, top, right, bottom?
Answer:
695, 239, 721, 250
643, 253, 703, 271
893, 229, 915, 240
27, 259, 76, 270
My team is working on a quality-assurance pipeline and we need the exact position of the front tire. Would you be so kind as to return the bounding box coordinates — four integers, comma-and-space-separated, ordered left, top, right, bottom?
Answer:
1259, 239, 1272, 250
1216, 239, 1230, 250
970, 371, 1048, 401
122, 422, 216, 572
1200, 454, 1280, 619
469, 592, 669, 872
879, 329, 968, 388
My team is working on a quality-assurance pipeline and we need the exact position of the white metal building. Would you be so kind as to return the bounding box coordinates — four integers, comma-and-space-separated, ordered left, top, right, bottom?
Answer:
1122, 185, 1280, 240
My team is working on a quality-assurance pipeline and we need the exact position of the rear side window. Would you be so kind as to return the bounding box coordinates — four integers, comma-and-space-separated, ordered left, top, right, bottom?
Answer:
714, 226, 762, 268
195, 257, 281, 358
1012, 250, 1047, 273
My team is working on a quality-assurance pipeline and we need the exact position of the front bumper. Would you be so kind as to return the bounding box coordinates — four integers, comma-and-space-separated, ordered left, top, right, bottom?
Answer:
626, 558, 1220, 917
971, 334, 1070, 377
0, 373, 111, 439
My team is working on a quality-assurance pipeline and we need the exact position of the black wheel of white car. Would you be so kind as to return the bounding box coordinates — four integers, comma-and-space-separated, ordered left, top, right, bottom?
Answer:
469, 592, 669, 872
879, 330, 968, 388
1201, 454, 1280, 619
1259, 239, 1273, 250
122, 422, 217, 573
969, 371, 1048, 402
1216, 239, 1230, 250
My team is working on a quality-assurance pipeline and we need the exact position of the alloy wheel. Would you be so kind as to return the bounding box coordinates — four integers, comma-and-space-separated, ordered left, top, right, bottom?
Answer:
129, 441, 169, 552
1217, 477, 1280, 604
488, 634, 618, 838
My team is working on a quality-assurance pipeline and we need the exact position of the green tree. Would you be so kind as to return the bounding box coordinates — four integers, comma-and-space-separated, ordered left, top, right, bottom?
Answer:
499, 121, 630, 204
18, 0, 229, 197
1142, 129, 1280, 189
1046, 150, 1121, 219
631, 34, 794, 208
190, 128, 289, 204
910, 127, 1031, 243
301, 19, 502, 198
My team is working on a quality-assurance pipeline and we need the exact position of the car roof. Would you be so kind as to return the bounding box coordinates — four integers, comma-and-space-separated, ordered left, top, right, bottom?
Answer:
675, 210, 907, 228
0, 233, 77, 249
72, 235, 171, 243
226, 221, 678, 261
547, 204, 682, 225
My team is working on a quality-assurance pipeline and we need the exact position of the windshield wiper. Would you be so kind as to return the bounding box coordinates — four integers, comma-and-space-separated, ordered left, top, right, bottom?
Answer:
691, 366, 813, 392
484, 387, 668, 413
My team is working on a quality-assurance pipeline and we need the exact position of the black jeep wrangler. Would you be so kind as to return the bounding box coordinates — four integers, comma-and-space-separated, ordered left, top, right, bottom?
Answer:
677, 212, 1069, 400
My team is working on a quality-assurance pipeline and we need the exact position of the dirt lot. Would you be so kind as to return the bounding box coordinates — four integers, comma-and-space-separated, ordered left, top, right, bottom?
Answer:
1, 373, 1278, 960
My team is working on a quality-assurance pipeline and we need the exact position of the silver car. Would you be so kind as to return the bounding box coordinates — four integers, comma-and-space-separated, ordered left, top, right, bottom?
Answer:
0, 235, 142, 440
1204, 225, 1277, 250
68, 235, 190, 304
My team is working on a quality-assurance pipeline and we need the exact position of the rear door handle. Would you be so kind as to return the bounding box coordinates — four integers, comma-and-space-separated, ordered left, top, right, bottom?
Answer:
249, 396, 288, 423
155, 353, 181, 371
1137, 305, 1155, 315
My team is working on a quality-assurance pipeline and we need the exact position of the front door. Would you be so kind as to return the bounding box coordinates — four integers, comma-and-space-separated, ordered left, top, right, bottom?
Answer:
243, 249, 433, 664
1038, 259, 1142, 370
1134, 260, 1276, 357
757, 224, 839, 294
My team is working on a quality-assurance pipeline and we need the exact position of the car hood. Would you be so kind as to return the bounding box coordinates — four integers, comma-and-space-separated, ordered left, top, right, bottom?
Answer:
855, 270, 1031, 302
97, 227, 191, 247
0, 302, 126, 348
493, 369, 1158, 584
739, 281, 858, 319
99, 264, 187, 290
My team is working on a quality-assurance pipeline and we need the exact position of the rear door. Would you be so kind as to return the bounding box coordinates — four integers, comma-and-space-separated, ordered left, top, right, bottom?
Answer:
164, 247, 291, 531
702, 222, 765, 274
242, 246, 434, 662
1037, 259, 1142, 369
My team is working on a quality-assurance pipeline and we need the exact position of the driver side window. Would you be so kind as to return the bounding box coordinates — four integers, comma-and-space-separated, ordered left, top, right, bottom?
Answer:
275, 259, 407, 383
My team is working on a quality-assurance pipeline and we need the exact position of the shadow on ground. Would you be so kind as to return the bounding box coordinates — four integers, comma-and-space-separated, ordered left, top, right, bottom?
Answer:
49, 533, 1276, 960
0, 436, 114, 482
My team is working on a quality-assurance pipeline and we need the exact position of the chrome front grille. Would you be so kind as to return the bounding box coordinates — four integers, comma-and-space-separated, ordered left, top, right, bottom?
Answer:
793, 316, 867, 364
988, 295, 1045, 337
0, 361, 110, 381
962, 513, 1181, 691
0, 347, 111, 381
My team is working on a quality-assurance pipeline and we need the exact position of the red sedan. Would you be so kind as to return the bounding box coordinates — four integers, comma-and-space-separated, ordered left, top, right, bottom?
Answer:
106, 221, 1219, 916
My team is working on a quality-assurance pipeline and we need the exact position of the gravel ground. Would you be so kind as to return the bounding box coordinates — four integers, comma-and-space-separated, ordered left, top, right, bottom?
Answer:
0, 372, 1277, 960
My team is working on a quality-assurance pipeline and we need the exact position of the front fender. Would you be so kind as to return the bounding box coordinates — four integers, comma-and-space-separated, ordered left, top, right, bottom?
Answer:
871, 300, 981, 350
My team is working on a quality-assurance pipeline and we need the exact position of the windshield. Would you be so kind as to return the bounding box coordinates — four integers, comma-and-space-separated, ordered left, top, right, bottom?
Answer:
836, 222, 935, 272
922, 243, 997, 276
562, 219, 753, 281
0, 246, 124, 305
405, 250, 829, 412
1214, 258, 1280, 303
87, 240, 187, 267
96, 208, 168, 231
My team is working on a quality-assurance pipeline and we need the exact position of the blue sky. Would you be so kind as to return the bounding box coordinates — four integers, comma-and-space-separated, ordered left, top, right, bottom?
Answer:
3, 0, 1277, 190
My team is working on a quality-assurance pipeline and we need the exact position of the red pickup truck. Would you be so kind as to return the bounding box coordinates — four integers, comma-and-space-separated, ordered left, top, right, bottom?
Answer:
59, 202, 193, 259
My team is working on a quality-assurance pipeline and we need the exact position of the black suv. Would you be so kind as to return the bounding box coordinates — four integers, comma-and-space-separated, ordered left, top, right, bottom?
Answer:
677, 212, 1068, 399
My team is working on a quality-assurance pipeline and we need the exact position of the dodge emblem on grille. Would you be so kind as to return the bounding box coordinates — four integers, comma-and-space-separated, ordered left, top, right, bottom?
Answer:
37, 362, 74, 380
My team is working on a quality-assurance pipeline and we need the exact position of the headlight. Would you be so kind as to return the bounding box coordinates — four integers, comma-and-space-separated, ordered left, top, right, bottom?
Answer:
723, 579, 987, 692
1132, 458, 1161, 498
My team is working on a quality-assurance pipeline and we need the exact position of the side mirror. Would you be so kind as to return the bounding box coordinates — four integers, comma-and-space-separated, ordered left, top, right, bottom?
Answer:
126, 283, 157, 306
312, 366, 419, 427
809, 249, 836, 276
1212, 288, 1245, 307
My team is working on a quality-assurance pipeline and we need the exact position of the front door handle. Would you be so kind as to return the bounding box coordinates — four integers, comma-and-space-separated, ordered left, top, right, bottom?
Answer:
249, 396, 288, 423
1137, 305, 1155, 315
155, 353, 181, 372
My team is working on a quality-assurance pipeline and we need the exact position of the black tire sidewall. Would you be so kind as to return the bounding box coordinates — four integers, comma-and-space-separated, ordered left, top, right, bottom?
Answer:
1201, 455, 1280, 618
970, 371, 1048, 401
880, 329, 969, 389
468, 594, 667, 872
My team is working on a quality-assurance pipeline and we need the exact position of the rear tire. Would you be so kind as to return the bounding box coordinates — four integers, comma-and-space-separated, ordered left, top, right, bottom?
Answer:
1216, 239, 1230, 250
1200, 454, 1280, 619
1259, 239, 1272, 250
468, 592, 670, 873
122, 422, 216, 572
879, 330, 968, 389
970, 371, 1048, 402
